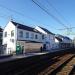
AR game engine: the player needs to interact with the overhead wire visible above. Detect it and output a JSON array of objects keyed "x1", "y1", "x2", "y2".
[
  {"x1": 32, "y1": 0, "x2": 75, "y2": 35},
  {"x1": 46, "y1": 0, "x2": 75, "y2": 31},
  {"x1": 0, "y1": 4, "x2": 45, "y2": 26},
  {"x1": 0, "y1": 3, "x2": 58, "y2": 30},
  {"x1": 32, "y1": 0, "x2": 68, "y2": 28},
  {"x1": 46, "y1": 0, "x2": 70, "y2": 26}
]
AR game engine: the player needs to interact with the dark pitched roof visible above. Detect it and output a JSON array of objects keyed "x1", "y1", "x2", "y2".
[
  {"x1": 11, "y1": 21, "x2": 40, "y2": 33},
  {"x1": 55, "y1": 34, "x2": 64, "y2": 39},
  {"x1": 39, "y1": 26, "x2": 54, "y2": 35},
  {"x1": 56, "y1": 34, "x2": 71, "y2": 40},
  {"x1": 55, "y1": 37, "x2": 62, "y2": 42},
  {"x1": 64, "y1": 36, "x2": 71, "y2": 40}
]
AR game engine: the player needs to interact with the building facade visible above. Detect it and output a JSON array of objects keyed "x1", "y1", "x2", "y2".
[
  {"x1": 0, "y1": 27, "x2": 3, "y2": 54},
  {"x1": 3, "y1": 21, "x2": 43, "y2": 54},
  {"x1": 3, "y1": 21, "x2": 72, "y2": 54},
  {"x1": 35, "y1": 26, "x2": 55, "y2": 51},
  {"x1": 55, "y1": 34, "x2": 72, "y2": 49},
  {"x1": 0, "y1": 27, "x2": 3, "y2": 45}
]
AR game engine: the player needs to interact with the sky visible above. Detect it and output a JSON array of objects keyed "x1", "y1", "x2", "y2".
[{"x1": 0, "y1": 0, "x2": 75, "y2": 39}]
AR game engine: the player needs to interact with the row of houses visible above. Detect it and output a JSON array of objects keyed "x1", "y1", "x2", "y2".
[{"x1": 2, "y1": 21, "x2": 73, "y2": 54}]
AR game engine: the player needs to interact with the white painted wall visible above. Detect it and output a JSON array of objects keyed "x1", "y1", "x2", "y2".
[
  {"x1": 3, "y1": 21, "x2": 16, "y2": 54},
  {"x1": 3, "y1": 22, "x2": 44, "y2": 54},
  {"x1": 3, "y1": 21, "x2": 65, "y2": 54},
  {"x1": 54, "y1": 38, "x2": 60, "y2": 49},
  {"x1": 17, "y1": 28, "x2": 43, "y2": 42},
  {"x1": 35, "y1": 26, "x2": 55, "y2": 50}
]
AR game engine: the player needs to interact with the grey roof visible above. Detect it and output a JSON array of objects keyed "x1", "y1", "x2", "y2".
[
  {"x1": 11, "y1": 21, "x2": 41, "y2": 33},
  {"x1": 64, "y1": 36, "x2": 71, "y2": 40},
  {"x1": 39, "y1": 26, "x2": 54, "y2": 35},
  {"x1": 55, "y1": 36, "x2": 62, "y2": 42},
  {"x1": 55, "y1": 34, "x2": 65, "y2": 39},
  {"x1": 55, "y1": 34, "x2": 71, "y2": 40}
]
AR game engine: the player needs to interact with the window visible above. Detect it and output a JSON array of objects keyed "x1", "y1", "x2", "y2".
[
  {"x1": 11, "y1": 30, "x2": 14, "y2": 37},
  {"x1": 42, "y1": 35, "x2": 44, "y2": 39},
  {"x1": 12, "y1": 39, "x2": 14, "y2": 43},
  {"x1": 26, "y1": 32, "x2": 29, "y2": 38},
  {"x1": 19, "y1": 31, "x2": 23, "y2": 37},
  {"x1": 4, "y1": 32, "x2": 7, "y2": 37},
  {"x1": 31, "y1": 33, "x2": 34, "y2": 39},
  {"x1": 35, "y1": 34, "x2": 38, "y2": 39},
  {"x1": 10, "y1": 39, "x2": 14, "y2": 43},
  {"x1": 0, "y1": 33, "x2": 2, "y2": 38}
]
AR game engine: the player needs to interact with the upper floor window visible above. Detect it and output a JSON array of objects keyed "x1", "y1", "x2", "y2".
[
  {"x1": 0, "y1": 33, "x2": 2, "y2": 38},
  {"x1": 19, "y1": 31, "x2": 23, "y2": 37},
  {"x1": 10, "y1": 39, "x2": 14, "y2": 43},
  {"x1": 4, "y1": 32, "x2": 7, "y2": 37},
  {"x1": 35, "y1": 34, "x2": 38, "y2": 39},
  {"x1": 42, "y1": 35, "x2": 44, "y2": 40},
  {"x1": 31, "y1": 33, "x2": 34, "y2": 39},
  {"x1": 26, "y1": 32, "x2": 29, "y2": 38},
  {"x1": 51, "y1": 35, "x2": 54, "y2": 40},
  {"x1": 11, "y1": 30, "x2": 14, "y2": 37}
]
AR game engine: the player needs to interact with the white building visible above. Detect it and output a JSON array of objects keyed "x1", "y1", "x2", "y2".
[
  {"x1": 55, "y1": 34, "x2": 72, "y2": 48},
  {"x1": 35, "y1": 26, "x2": 55, "y2": 51},
  {"x1": 4, "y1": 20, "x2": 72, "y2": 54},
  {"x1": 3, "y1": 21, "x2": 43, "y2": 54},
  {"x1": 55, "y1": 36, "x2": 62, "y2": 49},
  {"x1": 3, "y1": 21, "x2": 73, "y2": 54}
]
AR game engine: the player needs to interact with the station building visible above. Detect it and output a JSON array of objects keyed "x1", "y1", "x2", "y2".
[{"x1": 3, "y1": 21, "x2": 55, "y2": 54}]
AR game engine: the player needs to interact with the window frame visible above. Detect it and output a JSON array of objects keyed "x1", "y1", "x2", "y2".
[
  {"x1": 19, "y1": 31, "x2": 23, "y2": 38},
  {"x1": 35, "y1": 34, "x2": 38, "y2": 39},
  {"x1": 26, "y1": 32, "x2": 29, "y2": 38},
  {"x1": 31, "y1": 33, "x2": 34, "y2": 39},
  {"x1": 4, "y1": 32, "x2": 7, "y2": 37},
  {"x1": 11, "y1": 30, "x2": 14, "y2": 37},
  {"x1": 42, "y1": 35, "x2": 44, "y2": 40}
]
